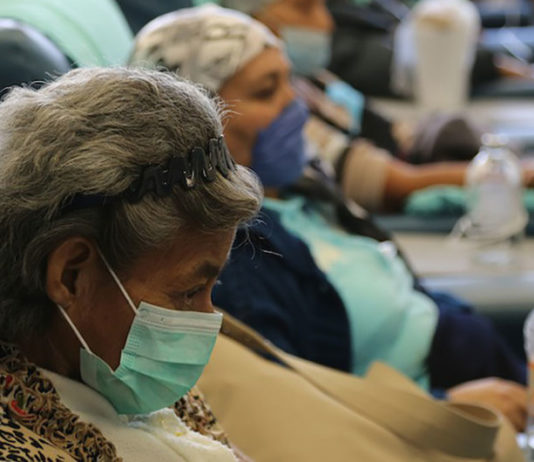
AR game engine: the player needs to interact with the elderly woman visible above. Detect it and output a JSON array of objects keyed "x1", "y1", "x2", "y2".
[
  {"x1": 0, "y1": 66, "x2": 261, "y2": 460},
  {"x1": 130, "y1": 5, "x2": 528, "y2": 431}
]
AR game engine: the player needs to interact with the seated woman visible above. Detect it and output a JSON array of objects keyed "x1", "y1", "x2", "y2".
[
  {"x1": 130, "y1": 5, "x2": 527, "y2": 431},
  {"x1": 212, "y1": 0, "x2": 534, "y2": 97},
  {"x1": 193, "y1": 0, "x2": 534, "y2": 212},
  {"x1": 0, "y1": 66, "x2": 261, "y2": 460}
]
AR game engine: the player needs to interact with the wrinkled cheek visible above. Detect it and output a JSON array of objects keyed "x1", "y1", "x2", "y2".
[
  {"x1": 224, "y1": 123, "x2": 255, "y2": 167},
  {"x1": 97, "y1": 309, "x2": 135, "y2": 371}
]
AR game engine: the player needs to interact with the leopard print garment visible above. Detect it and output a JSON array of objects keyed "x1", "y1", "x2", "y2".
[
  {"x1": 0, "y1": 342, "x2": 230, "y2": 461},
  {"x1": 173, "y1": 389, "x2": 230, "y2": 446},
  {"x1": 0, "y1": 411, "x2": 76, "y2": 461}
]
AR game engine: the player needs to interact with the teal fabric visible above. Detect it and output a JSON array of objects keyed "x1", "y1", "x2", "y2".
[
  {"x1": 325, "y1": 80, "x2": 365, "y2": 135},
  {"x1": 264, "y1": 196, "x2": 439, "y2": 387},
  {"x1": 405, "y1": 186, "x2": 534, "y2": 217},
  {"x1": 0, "y1": 0, "x2": 133, "y2": 66}
]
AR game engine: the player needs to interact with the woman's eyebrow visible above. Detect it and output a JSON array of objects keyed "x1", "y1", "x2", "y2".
[
  {"x1": 177, "y1": 261, "x2": 223, "y2": 283},
  {"x1": 163, "y1": 262, "x2": 223, "y2": 298},
  {"x1": 163, "y1": 262, "x2": 223, "y2": 294},
  {"x1": 192, "y1": 261, "x2": 223, "y2": 279}
]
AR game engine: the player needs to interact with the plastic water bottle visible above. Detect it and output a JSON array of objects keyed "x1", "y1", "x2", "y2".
[
  {"x1": 462, "y1": 133, "x2": 527, "y2": 265},
  {"x1": 524, "y1": 310, "x2": 534, "y2": 459}
]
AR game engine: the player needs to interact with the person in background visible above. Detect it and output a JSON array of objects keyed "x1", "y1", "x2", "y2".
[
  {"x1": 130, "y1": 5, "x2": 528, "y2": 431},
  {"x1": 199, "y1": 0, "x2": 520, "y2": 151},
  {"x1": 0, "y1": 0, "x2": 132, "y2": 67},
  {"x1": 0, "y1": 66, "x2": 260, "y2": 460},
  {"x1": 192, "y1": 0, "x2": 533, "y2": 212},
  {"x1": 212, "y1": 0, "x2": 534, "y2": 98},
  {"x1": 196, "y1": 0, "x2": 410, "y2": 155}
]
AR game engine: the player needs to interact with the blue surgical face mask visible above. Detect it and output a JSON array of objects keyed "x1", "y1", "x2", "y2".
[
  {"x1": 251, "y1": 99, "x2": 310, "y2": 188},
  {"x1": 281, "y1": 26, "x2": 332, "y2": 76},
  {"x1": 58, "y1": 251, "x2": 222, "y2": 415}
]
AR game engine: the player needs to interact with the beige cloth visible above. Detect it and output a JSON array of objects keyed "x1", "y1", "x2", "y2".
[
  {"x1": 298, "y1": 76, "x2": 390, "y2": 212},
  {"x1": 304, "y1": 114, "x2": 390, "y2": 212},
  {"x1": 341, "y1": 139, "x2": 391, "y2": 211},
  {"x1": 304, "y1": 115, "x2": 350, "y2": 166},
  {"x1": 198, "y1": 313, "x2": 524, "y2": 462}
]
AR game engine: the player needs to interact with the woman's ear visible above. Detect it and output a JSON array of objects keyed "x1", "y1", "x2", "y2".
[{"x1": 45, "y1": 237, "x2": 99, "y2": 309}]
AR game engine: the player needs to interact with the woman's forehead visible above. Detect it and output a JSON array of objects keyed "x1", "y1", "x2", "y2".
[
  {"x1": 222, "y1": 47, "x2": 289, "y2": 91},
  {"x1": 124, "y1": 228, "x2": 236, "y2": 283}
]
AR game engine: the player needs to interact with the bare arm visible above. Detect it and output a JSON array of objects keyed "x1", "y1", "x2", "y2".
[
  {"x1": 342, "y1": 140, "x2": 534, "y2": 212},
  {"x1": 383, "y1": 157, "x2": 534, "y2": 210},
  {"x1": 495, "y1": 54, "x2": 534, "y2": 79},
  {"x1": 383, "y1": 160, "x2": 467, "y2": 210}
]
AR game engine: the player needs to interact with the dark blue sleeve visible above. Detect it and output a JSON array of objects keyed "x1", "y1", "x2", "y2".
[
  {"x1": 214, "y1": 251, "x2": 301, "y2": 357},
  {"x1": 430, "y1": 388, "x2": 448, "y2": 400},
  {"x1": 213, "y1": 218, "x2": 353, "y2": 373},
  {"x1": 427, "y1": 291, "x2": 527, "y2": 389}
]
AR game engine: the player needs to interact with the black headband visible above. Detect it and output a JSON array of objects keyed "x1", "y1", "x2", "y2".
[
  {"x1": 124, "y1": 135, "x2": 236, "y2": 202},
  {"x1": 61, "y1": 135, "x2": 236, "y2": 214}
]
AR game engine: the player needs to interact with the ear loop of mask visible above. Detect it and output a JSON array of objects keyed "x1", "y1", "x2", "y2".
[
  {"x1": 56, "y1": 246, "x2": 138, "y2": 355},
  {"x1": 95, "y1": 247, "x2": 138, "y2": 315},
  {"x1": 57, "y1": 303, "x2": 94, "y2": 354}
]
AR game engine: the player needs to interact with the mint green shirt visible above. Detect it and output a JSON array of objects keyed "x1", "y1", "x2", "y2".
[
  {"x1": 264, "y1": 197, "x2": 438, "y2": 388},
  {"x1": 0, "y1": 0, "x2": 133, "y2": 66}
]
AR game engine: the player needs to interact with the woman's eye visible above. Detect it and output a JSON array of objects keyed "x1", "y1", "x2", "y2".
[
  {"x1": 184, "y1": 286, "x2": 204, "y2": 300},
  {"x1": 253, "y1": 87, "x2": 276, "y2": 100}
]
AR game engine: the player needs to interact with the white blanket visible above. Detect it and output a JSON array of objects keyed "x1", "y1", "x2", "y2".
[{"x1": 45, "y1": 369, "x2": 236, "y2": 462}]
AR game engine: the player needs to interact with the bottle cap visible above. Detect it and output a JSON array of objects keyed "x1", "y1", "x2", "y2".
[{"x1": 480, "y1": 133, "x2": 509, "y2": 149}]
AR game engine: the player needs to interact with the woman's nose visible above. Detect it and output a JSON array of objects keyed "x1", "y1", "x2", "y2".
[
  {"x1": 281, "y1": 80, "x2": 295, "y2": 107},
  {"x1": 196, "y1": 296, "x2": 215, "y2": 314}
]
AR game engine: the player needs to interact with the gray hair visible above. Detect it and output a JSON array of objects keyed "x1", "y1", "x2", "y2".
[{"x1": 0, "y1": 67, "x2": 262, "y2": 341}]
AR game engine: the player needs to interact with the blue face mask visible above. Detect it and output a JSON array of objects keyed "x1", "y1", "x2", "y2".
[
  {"x1": 281, "y1": 26, "x2": 332, "y2": 76},
  {"x1": 58, "y1": 251, "x2": 222, "y2": 415},
  {"x1": 251, "y1": 99, "x2": 310, "y2": 188}
]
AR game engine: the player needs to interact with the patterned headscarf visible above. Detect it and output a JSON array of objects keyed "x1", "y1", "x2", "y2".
[{"x1": 130, "y1": 4, "x2": 281, "y2": 92}]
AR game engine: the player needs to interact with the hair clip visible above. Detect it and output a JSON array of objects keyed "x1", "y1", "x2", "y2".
[
  {"x1": 123, "y1": 135, "x2": 236, "y2": 202},
  {"x1": 59, "y1": 136, "x2": 237, "y2": 215}
]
